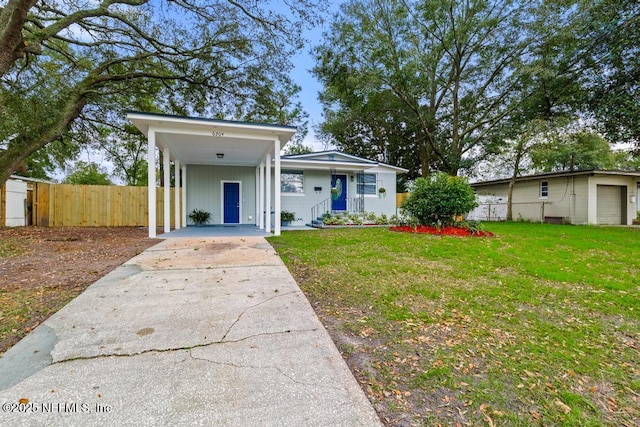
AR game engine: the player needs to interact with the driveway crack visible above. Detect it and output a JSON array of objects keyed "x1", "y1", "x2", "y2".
[
  {"x1": 50, "y1": 328, "x2": 318, "y2": 365},
  {"x1": 187, "y1": 350, "x2": 345, "y2": 393},
  {"x1": 220, "y1": 290, "x2": 301, "y2": 342}
]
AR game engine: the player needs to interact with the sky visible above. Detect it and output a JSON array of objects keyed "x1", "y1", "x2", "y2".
[{"x1": 286, "y1": 1, "x2": 340, "y2": 151}]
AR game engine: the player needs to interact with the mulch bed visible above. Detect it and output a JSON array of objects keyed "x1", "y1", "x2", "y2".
[{"x1": 389, "y1": 225, "x2": 494, "y2": 237}]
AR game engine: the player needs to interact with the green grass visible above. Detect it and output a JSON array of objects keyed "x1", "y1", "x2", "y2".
[
  {"x1": 268, "y1": 223, "x2": 640, "y2": 426},
  {"x1": 0, "y1": 237, "x2": 26, "y2": 258}
]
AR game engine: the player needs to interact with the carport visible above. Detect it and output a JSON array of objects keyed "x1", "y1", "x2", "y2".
[{"x1": 127, "y1": 112, "x2": 297, "y2": 238}]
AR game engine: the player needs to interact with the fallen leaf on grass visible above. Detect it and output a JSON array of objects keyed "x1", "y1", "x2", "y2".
[
  {"x1": 555, "y1": 399, "x2": 571, "y2": 414},
  {"x1": 482, "y1": 412, "x2": 495, "y2": 427},
  {"x1": 529, "y1": 409, "x2": 542, "y2": 420}
]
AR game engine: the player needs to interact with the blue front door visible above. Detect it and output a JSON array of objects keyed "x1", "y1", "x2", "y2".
[
  {"x1": 223, "y1": 182, "x2": 240, "y2": 223},
  {"x1": 331, "y1": 174, "x2": 347, "y2": 211}
]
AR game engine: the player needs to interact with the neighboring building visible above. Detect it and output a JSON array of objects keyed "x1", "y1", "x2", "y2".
[
  {"x1": 470, "y1": 170, "x2": 640, "y2": 225},
  {"x1": 1, "y1": 175, "x2": 52, "y2": 227},
  {"x1": 1, "y1": 177, "x2": 27, "y2": 227},
  {"x1": 128, "y1": 112, "x2": 407, "y2": 237}
]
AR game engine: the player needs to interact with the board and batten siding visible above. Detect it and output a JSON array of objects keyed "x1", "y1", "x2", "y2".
[{"x1": 186, "y1": 165, "x2": 256, "y2": 225}]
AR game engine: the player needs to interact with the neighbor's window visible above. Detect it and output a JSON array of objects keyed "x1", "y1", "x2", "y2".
[
  {"x1": 281, "y1": 170, "x2": 304, "y2": 194},
  {"x1": 357, "y1": 173, "x2": 377, "y2": 195},
  {"x1": 540, "y1": 181, "x2": 549, "y2": 198}
]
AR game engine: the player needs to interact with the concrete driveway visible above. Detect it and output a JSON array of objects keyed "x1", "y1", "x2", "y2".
[{"x1": 0, "y1": 236, "x2": 381, "y2": 426}]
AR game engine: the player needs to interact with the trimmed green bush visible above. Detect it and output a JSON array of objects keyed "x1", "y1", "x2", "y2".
[
  {"x1": 188, "y1": 209, "x2": 211, "y2": 225},
  {"x1": 401, "y1": 173, "x2": 478, "y2": 226}
]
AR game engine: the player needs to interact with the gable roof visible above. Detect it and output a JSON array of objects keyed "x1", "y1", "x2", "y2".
[
  {"x1": 281, "y1": 150, "x2": 408, "y2": 173},
  {"x1": 472, "y1": 169, "x2": 640, "y2": 187}
]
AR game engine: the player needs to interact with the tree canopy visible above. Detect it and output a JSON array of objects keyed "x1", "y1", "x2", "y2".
[
  {"x1": 314, "y1": 0, "x2": 640, "y2": 178},
  {"x1": 0, "y1": 0, "x2": 324, "y2": 185},
  {"x1": 314, "y1": 0, "x2": 532, "y2": 177},
  {"x1": 63, "y1": 161, "x2": 112, "y2": 185}
]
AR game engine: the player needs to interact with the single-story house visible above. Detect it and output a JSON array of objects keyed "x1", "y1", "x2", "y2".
[
  {"x1": 127, "y1": 112, "x2": 408, "y2": 237},
  {"x1": 470, "y1": 170, "x2": 640, "y2": 225}
]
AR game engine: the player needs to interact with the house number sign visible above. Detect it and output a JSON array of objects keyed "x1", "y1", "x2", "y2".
[{"x1": 212, "y1": 131, "x2": 224, "y2": 137}]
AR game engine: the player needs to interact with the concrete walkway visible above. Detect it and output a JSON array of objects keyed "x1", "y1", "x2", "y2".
[{"x1": 0, "y1": 237, "x2": 381, "y2": 426}]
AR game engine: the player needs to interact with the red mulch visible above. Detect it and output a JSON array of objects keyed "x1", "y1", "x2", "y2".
[{"x1": 389, "y1": 225, "x2": 494, "y2": 237}]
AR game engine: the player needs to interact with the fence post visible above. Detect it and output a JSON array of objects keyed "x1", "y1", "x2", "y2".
[{"x1": 0, "y1": 182, "x2": 5, "y2": 227}]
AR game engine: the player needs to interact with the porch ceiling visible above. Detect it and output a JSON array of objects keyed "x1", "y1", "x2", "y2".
[
  {"x1": 156, "y1": 133, "x2": 271, "y2": 166},
  {"x1": 128, "y1": 111, "x2": 297, "y2": 167}
]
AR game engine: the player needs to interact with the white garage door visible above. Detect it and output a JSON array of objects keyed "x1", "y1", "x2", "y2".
[{"x1": 597, "y1": 185, "x2": 622, "y2": 225}]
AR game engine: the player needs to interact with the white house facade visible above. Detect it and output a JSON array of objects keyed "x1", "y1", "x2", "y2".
[{"x1": 128, "y1": 112, "x2": 407, "y2": 237}]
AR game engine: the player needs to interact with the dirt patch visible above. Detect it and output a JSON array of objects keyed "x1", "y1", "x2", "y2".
[{"x1": 0, "y1": 226, "x2": 160, "y2": 355}]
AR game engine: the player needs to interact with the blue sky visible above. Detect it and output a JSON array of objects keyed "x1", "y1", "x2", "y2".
[{"x1": 287, "y1": 1, "x2": 340, "y2": 150}]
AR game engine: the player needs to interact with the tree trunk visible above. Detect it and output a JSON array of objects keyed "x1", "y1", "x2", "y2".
[
  {"x1": 506, "y1": 178, "x2": 515, "y2": 221},
  {"x1": 0, "y1": 0, "x2": 37, "y2": 78},
  {"x1": 507, "y1": 142, "x2": 525, "y2": 221}
]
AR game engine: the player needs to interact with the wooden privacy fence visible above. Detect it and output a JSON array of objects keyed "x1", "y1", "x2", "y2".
[
  {"x1": 396, "y1": 192, "x2": 409, "y2": 208},
  {"x1": 32, "y1": 183, "x2": 177, "y2": 227}
]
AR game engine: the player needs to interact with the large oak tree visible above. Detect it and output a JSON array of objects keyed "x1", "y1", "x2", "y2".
[
  {"x1": 314, "y1": 0, "x2": 532, "y2": 177},
  {"x1": 0, "y1": 0, "x2": 323, "y2": 185}
]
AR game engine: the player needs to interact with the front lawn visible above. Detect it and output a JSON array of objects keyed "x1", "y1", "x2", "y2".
[{"x1": 268, "y1": 223, "x2": 639, "y2": 426}]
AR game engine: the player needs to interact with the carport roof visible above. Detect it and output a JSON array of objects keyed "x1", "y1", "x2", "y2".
[
  {"x1": 471, "y1": 169, "x2": 640, "y2": 187},
  {"x1": 127, "y1": 111, "x2": 297, "y2": 167}
]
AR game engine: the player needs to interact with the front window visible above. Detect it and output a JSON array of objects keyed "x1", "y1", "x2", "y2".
[
  {"x1": 357, "y1": 173, "x2": 377, "y2": 195},
  {"x1": 281, "y1": 170, "x2": 304, "y2": 194},
  {"x1": 540, "y1": 181, "x2": 549, "y2": 198}
]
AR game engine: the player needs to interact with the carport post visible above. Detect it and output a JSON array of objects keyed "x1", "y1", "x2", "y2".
[
  {"x1": 181, "y1": 165, "x2": 187, "y2": 227},
  {"x1": 265, "y1": 152, "x2": 271, "y2": 233},
  {"x1": 274, "y1": 138, "x2": 281, "y2": 236},
  {"x1": 147, "y1": 128, "x2": 156, "y2": 238},
  {"x1": 174, "y1": 159, "x2": 181, "y2": 230},
  {"x1": 259, "y1": 161, "x2": 265, "y2": 229},
  {"x1": 255, "y1": 167, "x2": 259, "y2": 227},
  {"x1": 163, "y1": 147, "x2": 170, "y2": 233}
]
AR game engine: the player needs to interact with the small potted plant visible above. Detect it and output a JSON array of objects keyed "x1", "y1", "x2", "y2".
[
  {"x1": 331, "y1": 187, "x2": 339, "y2": 200},
  {"x1": 281, "y1": 210, "x2": 295, "y2": 226},
  {"x1": 188, "y1": 209, "x2": 211, "y2": 226},
  {"x1": 378, "y1": 187, "x2": 387, "y2": 198}
]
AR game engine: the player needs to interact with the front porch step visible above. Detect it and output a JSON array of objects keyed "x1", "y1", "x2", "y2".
[{"x1": 311, "y1": 219, "x2": 324, "y2": 227}]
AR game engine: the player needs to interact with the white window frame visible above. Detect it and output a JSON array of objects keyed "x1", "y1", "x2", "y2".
[
  {"x1": 357, "y1": 173, "x2": 377, "y2": 197},
  {"x1": 281, "y1": 169, "x2": 305, "y2": 196},
  {"x1": 540, "y1": 181, "x2": 549, "y2": 199}
]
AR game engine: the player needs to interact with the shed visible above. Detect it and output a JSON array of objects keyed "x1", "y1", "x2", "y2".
[{"x1": 470, "y1": 170, "x2": 640, "y2": 225}]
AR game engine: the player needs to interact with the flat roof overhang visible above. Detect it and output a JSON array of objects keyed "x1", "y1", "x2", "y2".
[
  {"x1": 127, "y1": 111, "x2": 297, "y2": 166},
  {"x1": 471, "y1": 169, "x2": 640, "y2": 187}
]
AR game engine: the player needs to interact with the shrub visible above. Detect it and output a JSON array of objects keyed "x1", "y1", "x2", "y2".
[
  {"x1": 188, "y1": 209, "x2": 211, "y2": 225},
  {"x1": 458, "y1": 220, "x2": 485, "y2": 235},
  {"x1": 366, "y1": 212, "x2": 378, "y2": 221},
  {"x1": 281, "y1": 210, "x2": 295, "y2": 223},
  {"x1": 401, "y1": 173, "x2": 478, "y2": 226},
  {"x1": 376, "y1": 214, "x2": 389, "y2": 225}
]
